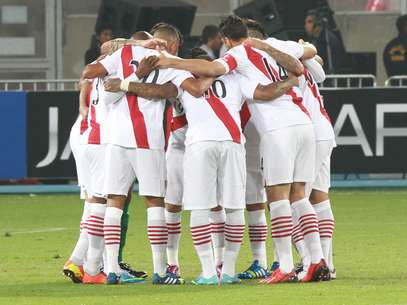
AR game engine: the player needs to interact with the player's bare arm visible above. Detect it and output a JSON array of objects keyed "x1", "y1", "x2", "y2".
[
  {"x1": 156, "y1": 51, "x2": 226, "y2": 77},
  {"x1": 298, "y1": 39, "x2": 318, "y2": 59},
  {"x1": 78, "y1": 78, "x2": 91, "y2": 119},
  {"x1": 180, "y1": 77, "x2": 215, "y2": 98},
  {"x1": 245, "y1": 38, "x2": 304, "y2": 76},
  {"x1": 253, "y1": 74, "x2": 299, "y2": 102},
  {"x1": 105, "y1": 79, "x2": 178, "y2": 100}
]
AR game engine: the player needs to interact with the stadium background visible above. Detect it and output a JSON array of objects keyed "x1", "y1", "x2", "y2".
[{"x1": 0, "y1": 1, "x2": 406, "y2": 305}]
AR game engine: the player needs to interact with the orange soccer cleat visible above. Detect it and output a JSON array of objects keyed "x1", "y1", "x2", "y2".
[
  {"x1": 259, "y1": 268, "x2": 297, "y2": 284},
  {"x1": 82, "y1": 272, "x2": 107, "y2": 284}
]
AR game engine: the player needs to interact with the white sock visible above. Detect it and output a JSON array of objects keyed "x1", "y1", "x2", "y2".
[
  {"x1": 190, "y1": 210, "x2": 216, "y2": 278},
  {"x1": 209, "y1": 209, "x2": 226, "y2": 266},
  {"x1": 104, "y1": 207, "x2": 122, "y2": 275},
  {"x1": 85, "y1": 203, "x2": 106, "y2": 275},
  {"x1": 223, "y1": 209, "x2": 245, "y2": 277},
  {"x1": 147, "y1": 207, "x2": 168, "y2": 276},
  {"x1": 291, "y1": 206, "x2": 311, "y2": 269},
  {"x1": 247, "y1": 209, "x2": 267, "y2": 269},
  {"x1": 165, "y1": 210, "x2": 182, "y2": 267},
  {"x1": 313, "y1": 200, "x2": 335, "y2": 269},
  {"x1": 70, "y1": 201, "x2": 91, "y2": 266},
  {"x1": 269, "y1": 200, "x2": 294, "y2": 273},
  {"x1": 292, "y1": 198, "x2": 324, "y2": 264}
]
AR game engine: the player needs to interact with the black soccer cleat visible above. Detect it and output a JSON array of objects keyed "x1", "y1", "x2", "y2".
[{"x1": 119, "y1": 262, "x2": 148, "y2": 279}]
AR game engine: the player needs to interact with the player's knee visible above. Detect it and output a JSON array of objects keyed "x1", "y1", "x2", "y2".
[
  {"x1": 310, "y1": 189, "x2": 329, "y2": 204},
  {"x1": 107, "y1": 194, "x2": 127, "y2": 209},
  {"x1": 266, "y1": 184, "x2": 290, "y2": 202},
  {"x1": 145, "y1": 196, "x2": 164, "y2": 208},
  {"x1": 166, "y1": 202, "x2": 182, "y2": 213},
  {"x1": 289, "y1": 182, "x2": 306, "y2": 202},
  {"x1": 210, "y1": 205, "x2": 223, "y2": 212},
  {"x1": 246, "y1": 202, "x2": 266, "y2": 211}
]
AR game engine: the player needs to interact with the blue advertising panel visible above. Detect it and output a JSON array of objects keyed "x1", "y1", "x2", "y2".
[{"x1": 0, "y1": 92, "x2": 27, "y2": 179}]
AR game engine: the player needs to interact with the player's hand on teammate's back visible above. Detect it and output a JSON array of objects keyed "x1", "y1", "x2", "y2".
[
  {"x1": 287, "y1": 72, "x2": 300, "y2": 87},
  {"x1": 136, "y1": 56, "x2": 159, "y2": 79},
  {"x1": 155, "y1": 51, "x2": 178, "y2": 69},
  {"x1": 104, "y1": 78, "x2": 122, "y2": 92}
]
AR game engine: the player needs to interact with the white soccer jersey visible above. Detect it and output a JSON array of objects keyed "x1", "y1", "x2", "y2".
[
  {"x1": 100, "y1": 45, "x2": 192, "y2": 149},
  {"x1": 180, "y1": 72, "x2": 257, "y2": 146},
  {"x1": 168, "y1": 98, "x2": 188, "y2": 146},
  {"x1": 216, "y1": 38, "x2": 312, "y2": 133},
  {"x1": 299, "y1": 67, "x2": 335, "y2": 142},
  {"x1": 80, "y1": 78, "x2": 111, "y2": 145}
]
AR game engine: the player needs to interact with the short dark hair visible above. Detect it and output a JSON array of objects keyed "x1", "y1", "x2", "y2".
[
  {"x1": 396, "y1": 14, "x2": 407, "y2": 33},
  {"x1": 201, "y1": 25, "x2": 220, "y2": 44},
  {"x1": 243, "y1": 18, "x2": 267, "y2": 39},
  {"x1": 96, "y1": 26, "x2": 112, "y2": 36},
  {"x1": 219, "y1": 15, "x2": 248, "y2": 41},
  {"x1": 190, "y1": 47, "x2": 208, "y2": 59},
  {"x1": 150, "y1": 22, "x2": 183, "y2": 46}
]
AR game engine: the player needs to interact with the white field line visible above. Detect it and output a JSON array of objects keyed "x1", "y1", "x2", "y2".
[{"x1": 5, "y1": 227, "x2": 67, "y2": 234}]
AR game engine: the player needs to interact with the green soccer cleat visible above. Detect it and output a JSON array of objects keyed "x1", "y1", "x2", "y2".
[
  {"x1": 191, "y1": 275, "x2": 219, "y2": 285},
  {"x1": 152, "y1": 273, "x2": 185, "y2": 285},
  {"x1": 221, "y1": 274, "x2": 241, "y2": 284}
]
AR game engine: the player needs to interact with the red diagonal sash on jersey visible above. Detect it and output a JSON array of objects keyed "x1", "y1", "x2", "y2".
[
  {"x1": 205, "y1": 88, "x2": 241, "y2": 144},
  {"x1": 80, "y1": 81, "x2": 92, "y2": 134},
  {"x1": 244, "y1": 44, "x2": 310, "y2": 117},
  {"x1": 304, "y1": 67, "x2": 332, "y2": 124},
  {"x1": 89, "y1": 104, "x2": 101, "y2": 144},
  {"x1": 121, "y1": 45, "x2": 149, "y2": 148},
  {"x1": 240, "y1": 101, "x2": 251, "y2": 131}
]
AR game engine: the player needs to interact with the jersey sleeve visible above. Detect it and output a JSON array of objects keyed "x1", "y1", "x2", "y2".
[
  {"x1": 266, "y1": 38, "x2": 304, "y2": 59},
  {"x1": 99, "y1": 48, "x2": 122, "y2": 76},
  {"x1": 303, "y1": 58, "x2": 326, "y2": 83},
  {"x1": 169, "y1": 69, "x2": 194, "y2": 88},
  {"x1": 237, "y1": 75, "x2": 258, "y2": 100},
  {"x1": 215, "y1": 45, "x2": 246, "y2": 73}
]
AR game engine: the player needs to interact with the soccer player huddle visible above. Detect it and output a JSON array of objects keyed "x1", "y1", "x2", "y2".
[{"x1": 64, "y1": 15, "x2": 336, "y2": 286}]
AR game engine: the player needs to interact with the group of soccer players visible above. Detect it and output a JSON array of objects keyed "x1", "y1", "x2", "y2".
[{"x1": 63, "y1": 15, "x2": 336, "y2": 285}]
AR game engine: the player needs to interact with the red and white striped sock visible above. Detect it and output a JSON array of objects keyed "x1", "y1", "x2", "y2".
[
  {"x1": 269, "y1": 200, "x2": 294, "y2": 274},
  {"x1": 292, "y1": 198, "x2": 324, "y2": 264},
  {"x1": 70, "y1": 201, "x2": 91, "y2": 266},
  {"x1": 104, "y1": 206, "x2": 122, "y2": 275},
  {"x1": 313, "y1": 200, "x2": 335, "y2": 269},
  {"x1": 85, "y1": 203, "x2": 106, "y2": 275},
  {"x1": 223, "y1": 209, "x2": 245, "y2": 277},
  {"x1": 190, "y1": 210, "x2": 216, "y2": 278},
  {"x1": 165, "y1": 210, "x2": 182, "y2": 267},
  {"x1": 209, "y1": 209, "x2": 226, "y2": 266},
  {"x1": 247, "y1": 209, "x2": 268, "y2": 269},
  {"x1": 148, "y1": 207, "x2": 168, "y2": 276},
  {"x1": 291, "y1": 206, "x2": 311, "y2": 269}
]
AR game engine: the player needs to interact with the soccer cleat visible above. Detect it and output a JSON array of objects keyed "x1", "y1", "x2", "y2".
[
  {"x1": 106, "y1": 271, "x2": 145, "y2": 285},
  {"x1": 221, "y1": 274, "x2": 241, "y2": 284},
  {"x1": 270, "y1": 261, "x2": 280, "y2": 272},
  {"x1": 119, "y1": 262, "x2": 148, "y2": 279},
  {"x1": 152, "y1": 273, "x2": 185, "y2": 285},
  {"x1": 300, "y1": 259, "x2": 330, "y2": 283},
  {"x1": 330, "y1": 268, "x2": 336, "y2": 280},
  {"x1": 191, "y1": 275, "x2": 219, "y2": 285},
  {"x1": 238, "y1": 260, "x2": 270, "y2": 279},
  {"x1": 166, "y1": 264, "x2": 180, "y2": 277},
  {"x1": 82, "y1": 272, "x2": 106, "y2": 284},
  {"x1": 294, "y1": 262, "x2": 304, "y2": 274},
  {"x1": 260, "y1": 268, "x2": 298, "y2": 284},
  {"x1": 62, "y1": 260, "x2": 84, "y2": 284}
]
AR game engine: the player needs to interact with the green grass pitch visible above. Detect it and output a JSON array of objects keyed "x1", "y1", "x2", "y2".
[{"x1": 0, "y1": 190, "x2": 406, "y2": 305}]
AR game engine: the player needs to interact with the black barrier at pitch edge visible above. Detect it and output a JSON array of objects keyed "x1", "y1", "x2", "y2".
[{"x1": 24, "y1": 88, "x2": 407, "y2": 178}]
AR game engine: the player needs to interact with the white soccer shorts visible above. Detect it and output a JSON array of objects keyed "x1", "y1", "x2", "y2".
[
  {"x1": 260, "y1": 124, "x2": 316, "y2": 186},
  {"x1": 83, "y1": 144, "x2": 107, "y2": 198},
  {"x1": 306, "y1": 140, "x2": 335, "y2": 195},
  {"x1": 183, "y1": 141, "x2": 246, "y2": 210},
  {"x1": 164, "y1": 144, "x2": 185, "y2": 206},
  {"x1": 103, "y1": 144, "x2": 165, "y2": 197},
  {"x1": 245, "y1": 145, "x2": 267, "y2": 205}
]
